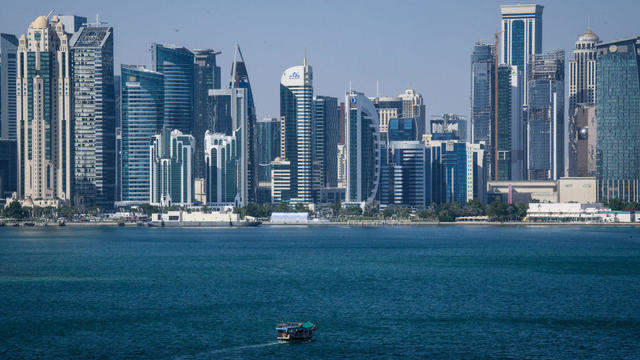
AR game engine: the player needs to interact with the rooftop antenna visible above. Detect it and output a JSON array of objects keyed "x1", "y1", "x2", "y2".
[
  {"x1": 376, "y1": 80, "x2": 380, "y2": 98},
  {"x1": 587, "y1": 15, "x2": 591, "y2": 30},
  {"x1": 46, "y1": 9, "x2": 55, "y2": 19},
  {"x1": 96, "y1": 13, "x2": 100, "y2": 25},
  {"x1": 304, "y1": 48, "x2": 307, "y2": 67},
  {"x1": 349, "y1": 80, "x2": 352, "y2": 92}
]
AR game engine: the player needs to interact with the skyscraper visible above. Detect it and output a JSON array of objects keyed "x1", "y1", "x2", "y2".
[
  {"x1": 120, "y1": 65, "x2": 164, "y2": 203},
  {"x1": 495, "y1": 65, "x2": 525, "y2": 181},
  {"x1": 0, "y1": 33, "x2": 18, "y2": 141},
  {"x1": 388, "y1": 141, "x2": 428, "y2": 207},
  {"x1": 193, "y1": 49, "x2": 221, "y2": 180},
  {"x1": 70, "y1": 24, "x2": 115, "y2": 207},
  {"x1": 151, "y1": 43, "x2": 194, "y2": 134},
  {"x1": 257, "y1": 117, "x2": 281, "y2": 183},
  {"x1": 313, "y1": 96, "x2": 339, "y2": 189},
  {"x1": 16, "y1": 16, "x2": 72, "y2": 200},
  {"x1": 436, "y1": 140, "x2": 486, "y2": 205},
  {"x1": 388, "y1": 118, "x2": 418, "y2": 142},
  {"x1": 280, "y1": 58, "x2": 313, "y2": 203},
  {"x1": 500, "y1": 4, "x2": 543, "y2": 106},
  {"x1": 430, "y1": 114, "x2": 467, "y2": 141},
  {"x1": 371, "y1": 96, "x2": 403, "y2": 137},
  {"x1": 568, "y1": 29, "x2": 600, "y2": 176},
  {"x1": 230, "y1": 45, "x2": 257, "y2": 203},
  {"x1": 471, "y1": 41, "x2": 495, "y2": 175},
  {"x1": 398, "y1": 89, "x2": 426, "y2": 137},
  {"x1": 150, "y1": 128, "x2": 194, "y2": 206},
  {"x1": 204, "y1": 130, "x2": 240, "y2": 206},
  {"x1": 572, "y1": 104, "x2": 596, "y2": 177},
  {"x1": 345, "y1": 91, "x2": 381, "y2": 204},
  {"x1": 527, "y1": 50, "x2": 564, "y2": 181},
  {"x1": 58, "y1": 15, "x2": 87, "y2": 33},
  {"x1": 596, "y1": 37, "x2": 640, "y2": 202},
  {"x1": 207, "y1": 87, "x2": 249, "y2": 206}
]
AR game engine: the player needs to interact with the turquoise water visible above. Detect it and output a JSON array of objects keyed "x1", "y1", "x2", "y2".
[{"x1": 1, "y1": 225, "x2": 640, "y2": 359}]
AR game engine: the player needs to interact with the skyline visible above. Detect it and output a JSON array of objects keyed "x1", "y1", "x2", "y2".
[{"x1": 1, "y1": 0, "x2": 639, "y2": 122}]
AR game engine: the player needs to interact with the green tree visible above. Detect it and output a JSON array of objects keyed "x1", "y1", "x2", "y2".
[{"x1": 2, "y1": 201, "x2": 28, "y2": 220}]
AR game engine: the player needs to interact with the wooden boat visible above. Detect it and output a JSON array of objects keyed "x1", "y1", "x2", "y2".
[{"x1": 276, "y1": 322, "x2": 317, "y2": 342}]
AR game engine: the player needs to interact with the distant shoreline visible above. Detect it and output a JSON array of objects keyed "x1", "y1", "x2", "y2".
[{"x1": 2, "y1": 221, "x2": 640, "y2": 228}]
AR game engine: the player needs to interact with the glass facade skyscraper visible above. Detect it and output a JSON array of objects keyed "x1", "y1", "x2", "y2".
[
  {"x1": 388, "y1": 141, "x2": 428, "y2": 207},
  {"x1": 70, "y1": 24, "x2": 116, "y2": 207},
  {"x1": 527, "y1": 50, "x2": 564, "y2": 181},
  {"x1": 120, "y1": 65, "x2": 164, "y2": 203},
  {"x1": 280, "y1": 59, "x2": 313, "y2": 203},
  {"x1": 204, "y1": 130, "x2": 240, "y2": 205},
  {"x1": 257, "y1": 117, "x2": 281, "y2": 184},
  {"x1": 193, "y1": 49, "x2": 221, "y2": 180},
  {"x1": 596, "y1": 37, "x2": 640, "y2": 202},
  {"x1": 150, "y1": 128, "x2": 194, "y2": 206},
  {"x1": 151, "y1": 44, "x2": 194, "y2": 135},
  {"x1": 313, "y1": 96, "x2": 339, "y2": 189},
  {"x1": 345, "y1": 91, "x2": 380, "y2": 204},
  {"x1": 388, "y1": 118, "x2": 417, "y2": 142},
  {"x1": 0, "y1": 33, "x2": 18, "y2": 141},
  {"x1": 470, "y1": 41, "x2": 494, "y2": 178}
]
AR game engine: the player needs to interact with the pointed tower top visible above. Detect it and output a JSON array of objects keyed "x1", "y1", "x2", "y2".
[{"x1": 304, "y1": 48, "x2": 307, "y2": 67}]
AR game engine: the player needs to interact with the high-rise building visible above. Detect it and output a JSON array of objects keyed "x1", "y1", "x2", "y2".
[
  {"x1": 339, "y1": 101, "x2": 345, "y2": 145},
  {"x1": 345, "y1": 91, "x2": 381, "y2": 204},
  {"x1": 229, "y1": 45, "x2": 257, "y2": 204},
  {"x1": 388, "y1": 118, "x2": 418, "y2": 142},
  {"x1": 337, "y1": 144, "x2": 346, "y2": 188},
  {"x1": 500, "y1": 4, "x2": 543, "y2": 106},
  {"x1": 16, "y1": 16, "x2": 73, "y2": 201},
  {"x1": 596, "y1": 37, "x2": 640, "y2": 202},
  {"x1": 313, "y1": 96, "x2": 339, "y2": 189},
  {"x1": 70, "y1": 24, "x2": 115, "y2": 207},
  {"x1": 398, "y1": 89, "x2": 426, "y2": 137},
  {"x1": 0, "y1": 33, "x2": 18, "y2": 141},
  {"x1": 430, "y1": 113, "x2": 467, "y2": 141},
  {"x1": 471, "y1": 41, "x2": 495, "y2": 177},
  {"x1": 572, "y1": 104, "x2": 596, "y2": 177},
  {"x1": 371, "y1": 96, "x2": 403, "y2": 135},
  {"x1": 280, "y1": 58, "x2": 313, "y2": 203},
  {"x1": 0, "y1": 140, "x2": 17, "y2": 198},
  {"x1": 527, "y1": 50, "x2": 564, "y2": 181},
  {"x1": 58, "y1": 15, "x2": 87, "y2": 33},
  {"x1": 435, "y1": 140, "x2": 486, "y2": 205},
  {"x1": 204, "y1": 131, "x2": 240, "y2": 206},
  {"x1": 207, "y1": 87, "x2": 249, "y2": 206},
  {"x1": 193, "y1": 49, "x2": 221, "y2": 179},
  {"x1": 120, "y1": 65, "x2": 164, "y2": 203},
  {"x1": 495, "y1": 65, "x2": 525, "y2": 181},
  {"x1": 114, "y1": 75, "x2": 121, "y2": 201},
  {"x1": 388, "y1": 141, "x2": 428, "y2": 207},
  {"x1": 271, "y1": 158, "x2": 291, "y2": 204},
  {"x1": 150, "y1": 128, "x2": 194, "y2": 206},
  {"x1": 151, "y1": 43, "x2": 194, "y2": 134},
  {"x1": 257, "y1": 117, "x2": 281, "y2": 183},
  {"x1": 568, "y1": 29, "x2": 600, "y2": 176}
]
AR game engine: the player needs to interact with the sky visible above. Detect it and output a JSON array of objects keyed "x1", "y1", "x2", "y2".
[{"x1": 1, "y1": 0, "x2": 639, "y2": 121}]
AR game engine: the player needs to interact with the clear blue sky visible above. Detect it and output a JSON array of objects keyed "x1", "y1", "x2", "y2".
[{"x1": 2, "y1": 0, "x2": 638, "y2": 120}]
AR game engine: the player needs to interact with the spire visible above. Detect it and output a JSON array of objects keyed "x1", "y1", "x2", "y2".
[{"x1": 304, "y1": 48, "x2": 307, "y2": 67}]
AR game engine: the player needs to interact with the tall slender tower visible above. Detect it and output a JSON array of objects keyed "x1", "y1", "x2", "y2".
[
  {"x1": 500, "y1": 4, "x2": 543, "y2": 107},
  {"x1": 16, "y1": 15, "x2": 72, "y2": 200},
  {"x1": 568, "y1": 29, "x2": 600, "y2": 176},
  {"x1": 0, "y1": 33, "x2": 18, "y2": 140},
  {"x1": 280, "y1": 56, "x2": 313, "y2": 203},
  {"x1": 193, "y1": 49, "x2": 221, "y2": 180},
  {"x1": 70, "y1": 23, "x2": 115, "y2": 207}
]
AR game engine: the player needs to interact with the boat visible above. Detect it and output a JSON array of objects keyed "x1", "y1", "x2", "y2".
[
  {"x1": 117, "y1": 221, "x2": 126, "y2": 227},
  {"x1": 276, "y1": 322, "x2": 317, "y2": 342},
  {"x1": 58, "y1": 220, "x2": 66, "y2": 226},
  {"x1": 23, "y1": 222, "x2": 35, "y2": 227}
]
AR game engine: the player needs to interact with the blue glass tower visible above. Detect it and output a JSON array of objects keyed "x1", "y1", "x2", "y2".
[
  {"x1": 388, "y1": 118, "x2": 417, "y2": 142},
  {"x1": 596, "y1": 38, "x2": 640, "y2": 202},
  {"x1": 151, "y1": 44, "x2": 194, "y2": 135},
  {"x1": 120, "y1": 65, "x2": 164, "y2": 203}
]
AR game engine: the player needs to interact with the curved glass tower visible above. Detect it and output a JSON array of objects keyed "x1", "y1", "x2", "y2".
[{"x1": 345, "y1": 91, "x2": 381, "y2": 204}]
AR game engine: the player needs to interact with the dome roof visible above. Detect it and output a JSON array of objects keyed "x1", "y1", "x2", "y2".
[
  {"x1": 578, "y1": 28, "x2": 599, "y2": 42},
  {"x1": 30, "y1": 16, "x2": 49, "y2": 28}
]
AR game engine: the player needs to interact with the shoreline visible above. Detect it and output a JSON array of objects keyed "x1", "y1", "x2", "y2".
[{"x1": 2, "y1": 220, "x2": 640, "y2": 228}]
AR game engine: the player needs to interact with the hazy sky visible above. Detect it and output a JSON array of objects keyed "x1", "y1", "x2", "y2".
[{"x1": 1, "y1": 0, "x2": 638, "y2": 121}]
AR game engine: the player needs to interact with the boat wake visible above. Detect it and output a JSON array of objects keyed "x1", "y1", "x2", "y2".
[{"x1": 174, "y1": 342, "x2": 280, "y2": 359}]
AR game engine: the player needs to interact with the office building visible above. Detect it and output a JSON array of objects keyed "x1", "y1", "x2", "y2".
[
  {"x1": 371, "y1": 96, "x2": 403, "y2": 136},
  {"x1": 257, "y1": 117, "x2": 281, "y2": 183},
  {"x1": 339, "y1": 101, "x2": 345, "y2": 145},
  {"x1": 500, "y1": 4, "x2": 543, "y2": 106},
  {"x1": 280, "y1": 57, "x2": 313, "y2": 203},
  {"x1": 16, "y1": 16, "x2": 72, "y2": 201},
  {"x1": 436, "y1": 140, "x2": 486, "y2": 205},
  {"x1": 495, "y1": 65, "x2": 525, "y2": 181},
  {"x1": 388, "y1": 141, "x2": 428, "y2": 207},
  {"x1": 58, "y1": 15, "x2": 87, "y2": 33},
  {"x1": 470, "y1": 41, "x2": 495, "y2": 179},
  {"x1": 120, "y1": 65, "x2": 164, "y2": 203},
  {"x1": 193, "y1": 49, "x2": 221, "y2": 179},
  {"x1": 430, "y1": 113, "x2": 467, "y2": 141},
  {"x1": 337, "y1": 144, "x2": 346, "y2": 188},
  {"x1": 207, "y1": 87, "x2": 249, "y2": 206},
  {"x1": 388, "y1": 118, "x2": 418, "y2": 142},
  {"x1": 0, "y1": 34, "x2": 18, "y2": 140},
  {"x1": 229, "y1": 45, "x2": 257, "y2": 203},
  {"x1": 398, "y1": 89, "x2": 426, "y2": 137},
  {"x1": 313, "y1": 96, "x2": 339, "y2": 189},
  {"x1": 271, "y1": 158, "x2": 291, "y2": 203},
  {"x1": 568, "y1": 29, "x2": 600, "y2": 176},
  {"x1": 345, "y1": 91, "x2": 381, "y2": 204},
  {"x1": 596, "y1": 37, "x2": 640, "y2": 202},
  {"x1": 571, "y1": 105, "x2": 596, "y2": 177},
  {"x1": 527, "y1": 50, "x2": 564, "y2": 181},
  {"x1": 0, "y1": 140, "x2": 17, "y2": 198},
  {"x1": 150, "y1": 128, "x2": 194, "y2": 206},
  {"x1": 70, "y1": 24, "x2": 115, "y2": 207},
  {"x1": 114, "y1": 75, "x2": 121, "y2": 201},
  {"x1": 151, "y1": 43, "x2": 194, "y2": 134},
  {"x1": 203, "y1": 130, "x2": 240, "y2": 206}
]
